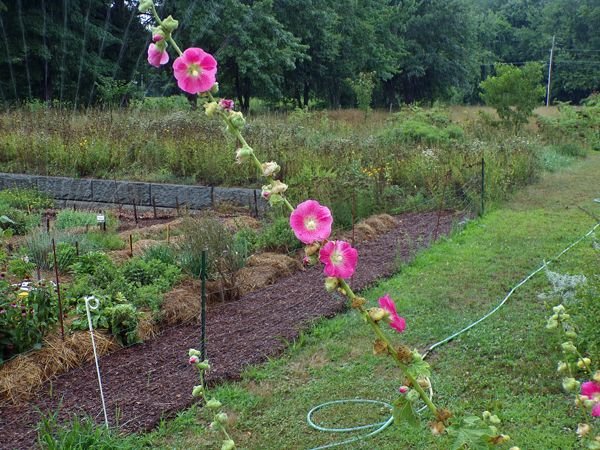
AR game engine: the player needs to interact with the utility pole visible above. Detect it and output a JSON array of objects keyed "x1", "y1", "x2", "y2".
[{"x1": 546, "y1": 35, "x2": 556, "y2": 107}]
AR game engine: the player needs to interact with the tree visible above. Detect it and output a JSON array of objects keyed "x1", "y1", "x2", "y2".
[
  {"x1": 480, "y1": 62, "x2": 545, "y2": 131},
  {"x1": 0, "y1": 0, "x2": 147, "y2": 105}
]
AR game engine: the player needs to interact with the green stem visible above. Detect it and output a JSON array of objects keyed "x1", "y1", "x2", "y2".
[
  {"x1": 150, "y1": 5, "x2": 183, "y2": 56},
  {"x1": 339, "y1": 280, "x2": 439, "y2": 416}
]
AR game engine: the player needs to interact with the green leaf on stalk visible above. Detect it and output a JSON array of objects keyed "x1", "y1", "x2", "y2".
[
  {"x1": 405, "y1": 351, "x2": 431, "y2": 379},
  {"x1": 392, "y1": 396, "x2": 419, "y2": 427}
]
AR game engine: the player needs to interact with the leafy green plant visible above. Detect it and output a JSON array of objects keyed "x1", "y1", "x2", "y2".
[
  {"x1": 122, "y1": 257, "x2": 181, "y2": 289},
  {"x1": 0, "y1": 281, "x2": 58, "y2": 362},
  {"x1": 106, "y1": 303, "x2": 139, "y2": 346},
  {"x1": 256, "y1": 216, "x2": 302, "y2": 253},
  {"x1": 7, "y1": 256, "x2": 35, "y2": 279},
  {"x1": 54, "y1": 210, "x2": 99, "y2": 230}
]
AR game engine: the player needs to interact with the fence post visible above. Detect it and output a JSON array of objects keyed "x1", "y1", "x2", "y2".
[
  {"x1": 51, "y1": 238, "x2": 65, "y2": 340},
  {"x1": 480, "y1": 157, "x2": 485, "y2": 216},
  {"x1": 84, "y1": 296, "x2": 109, "y2": 428},
  {"x1": 200, "y1": 249, "x2": 208, "y2": 362}
]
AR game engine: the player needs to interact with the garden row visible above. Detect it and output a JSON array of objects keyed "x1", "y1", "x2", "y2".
[{"x1": 0, "y1": 186, "x2": 403, "y2": 402}]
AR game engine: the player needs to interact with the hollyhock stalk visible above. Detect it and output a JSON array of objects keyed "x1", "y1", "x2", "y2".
[{"x1": 338, "y1": 278, "x2": 439, "y2": 416}]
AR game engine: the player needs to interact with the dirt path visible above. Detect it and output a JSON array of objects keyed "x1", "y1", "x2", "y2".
[{"x1": 0, "y1": 211, "x2": 461, "y2": 450}]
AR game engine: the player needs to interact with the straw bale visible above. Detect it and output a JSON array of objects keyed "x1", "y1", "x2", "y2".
[
  {"x1": 236, "y1": 252, "x2": 301, "y2": 296},
  {"x1": 354, "y1": 223, "x2": 377, "y2": 240},
  {"x1": 223, "y1": 215, "x2": 262, "y2": 231},
  {"x1": 0, "y1": 356, "x2": 42, "y2": 404}
]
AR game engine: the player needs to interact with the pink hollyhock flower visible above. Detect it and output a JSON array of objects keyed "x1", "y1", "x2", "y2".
[
  {"x1": 398, "y1": 386, "x2": 409, "y2": 394},
  {"x1": 147, "y1": 43, "x2": 169, "y2": 67},
  {"x1": 319, "y1": 240, "x2": 358, "y2": 279},
  {"x1": 378, "y1": 294, "x2": 406, "y2": 333},
  {"x1": 173, "y1": 47, "x2": 217, "y2": 94},
  {"x1": 219, "y1": 98, "x2": 234, "y2": 111},
  {"x1": 290, "y1": 200, "x2": 333, "y2": 244}
]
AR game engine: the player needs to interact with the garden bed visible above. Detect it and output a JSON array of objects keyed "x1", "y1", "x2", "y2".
[{"x1": 0, "y1": 210, "x2": 461, "y2": 450}]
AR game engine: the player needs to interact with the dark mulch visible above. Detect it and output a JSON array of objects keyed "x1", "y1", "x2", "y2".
[{"x1": 0, "y1": 211, "x2": 462, "y2": 450}]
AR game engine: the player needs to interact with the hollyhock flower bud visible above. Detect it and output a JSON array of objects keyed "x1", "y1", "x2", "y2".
[
  {"x1": 324, "y1": 277, "x2": 339, "y2": 293},
  {"x1": 482, "y1": 411, "x2": 492, "y2": 421},
  {"x1": 563, "y1": 377, "x2": 580, "y2": 393},
  {"x1": 151, "y1": 27, "x2": 165, "y2": 42},
  {"x1": 546, "y1": 318, "x2": 558, "y2": 329},
  {"x1": 557, "y1": 361, "x2": 568, "y2": 373},
  {"x1": 305, "y1": 243, "x2": 320, "y2": 257},
  {"x1": 192, "y1": 385, "x2": 204, "y2": 397},
  {"x1": 594, "y1": 371, "x2": 600, "y2": 383},
  {"x1": 303, "y1": 255, "x2": 316, "y2": 266},
  {"x1": 189, "y1": 349, "x2": 201, "y2": 357},
  {"x1": 161, "y1": 15, "x2": 179, "y2": 33},
  {"x1": 229, "y1": 111, "x2": 246, "y2": 130},
  {"x1": 368, "y1": 307, "x2": 387, "y2": 322},
  {"x1": 219, "y1": 98, "x2": 234, "y2": 111},
  {"x1": 216, "y1": 412, "x2": 228, "y2": 424},
  {"x1": 197, "y1": 361, "x2": 210, "y2": 370},
  {"x1": 221, "y1": 440, "x2": 235, "y2": 450},
  {"x1": 138, "y1": 0, "x2": 153, "y2": 12},
  {"x1": 261, "y1": 161, "x2": 280, "y2": 177},
  {"x1": 271, "y1": 180, "x2": 288, "y2": 195},
  {"x1": 236, "y1": 145, "x2": 254, "y2": 164},
  {"x1": 553, "y1": 304, "x2": 565, "y2": 314},
  {"x1": 577, "y1": 358, "x2": 591, "y2": 369},
  {"x1": 562, "y1": 341, "x2": 578, "y2": 354},
  {"x1": 509, "y1": 447, "x2": 521, "y2": 450},
  {"x1": 261, "y1": 189, "x2": 271, "y2": 200},
  {"x1": 407, "y1": 389, "x2": 420, "y2": 403},
  {"x1": 189, "y1": 355, "x2": 200, "y2": 365},
  {"x1": 398, "y1": 386, "x2": 409, "y2": 394},
  {"x1": 577, "y1": 423, "x2": 591, "y2": 437},
  {"x1": 489, "y1": 414, "x2": 501, "y2": 424},
  {"x1": 204, "y1": 101, "x2": 218, "y2": 117},
  {"x1": 565, "y1": 330, "x2": 578, "y2": 339},
  {"x1": 206, "y1": 399, "x2": 222, "y2": 410}
]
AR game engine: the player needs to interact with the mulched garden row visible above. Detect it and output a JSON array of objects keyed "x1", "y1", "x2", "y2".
[{"x1": 0, "y1": 211, "x2": 460, "y2": 450}]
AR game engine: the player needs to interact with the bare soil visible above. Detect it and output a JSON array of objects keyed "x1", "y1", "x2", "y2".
[{"x1": 0, "y1": 211, "x2": 461, "y2": 450}]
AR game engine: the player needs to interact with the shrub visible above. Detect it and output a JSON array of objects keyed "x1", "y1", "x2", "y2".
[
  {"x1": 178, "y1": 215, "x2": 247, "y2": 279},
  {"x1": 480, "y1": 62, "x2": 545, "y2": 131},
  {"x1": 54, "y1": 210, "x2": 99, "y2": 230},
  {"x1": 122, "y1": 257, "x2": 181, "y2": 289}
]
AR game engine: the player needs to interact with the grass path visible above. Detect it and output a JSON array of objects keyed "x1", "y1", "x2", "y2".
[{"x1": 119, "y1": 153, "x2": 600, "y2": 449}]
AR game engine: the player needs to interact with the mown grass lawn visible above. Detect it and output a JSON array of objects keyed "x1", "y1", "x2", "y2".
[{"x1": 56, "y1": 153, "x2": 599, "y2": 449}]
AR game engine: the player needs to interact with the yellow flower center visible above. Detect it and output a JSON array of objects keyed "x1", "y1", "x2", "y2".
[
  {"x1": 188, "y1": 63, "x2": 202, "y2": 78},
  {"x1": 330, "y1": 250, "x2": 343, "y2": 265},
  {"x1": 304, "y1": 216, "x2": 317, "y2": 231}
]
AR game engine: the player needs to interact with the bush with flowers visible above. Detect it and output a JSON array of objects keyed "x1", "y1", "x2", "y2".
[
  {"x1": 139, "y1": 2, "x2": 513, "y2": 448},
  {"x1": 0, "y1": 279, "x2": 58, "y2": 363}
]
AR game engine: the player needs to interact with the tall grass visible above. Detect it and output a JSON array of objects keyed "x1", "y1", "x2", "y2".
[{"x1": 0, "y1": 103, "x2": 591, "y2": 219}]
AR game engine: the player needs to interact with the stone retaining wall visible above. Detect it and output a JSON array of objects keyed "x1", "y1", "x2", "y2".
[{"x1": 0, "y1": 173, "x2": 264, "y2": 211}]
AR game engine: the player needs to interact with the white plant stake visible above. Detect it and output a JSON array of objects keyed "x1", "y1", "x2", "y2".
[{"x1": 84, "y1": 295, "x2": 109, "y2": 428}]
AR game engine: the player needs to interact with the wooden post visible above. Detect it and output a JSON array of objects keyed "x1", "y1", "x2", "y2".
[
  {"x1": 133, "y1": 201, "x2": 138, "y2": 224},
  {"x1": 166, "y1": 224, "x2": 170, "y2": 244},
  {"x1": 129, "y1": 234, "x2": 133, "y2": 257},
  {"x1": 51, "y1": 238, "x2": 65, "y2": 340}
]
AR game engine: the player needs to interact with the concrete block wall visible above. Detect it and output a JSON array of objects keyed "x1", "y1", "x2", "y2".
[{"x1": 0, "y1": 173, "x2": 263, "y2": 211}]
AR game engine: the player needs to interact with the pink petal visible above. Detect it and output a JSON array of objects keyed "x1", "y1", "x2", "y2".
[
  {"x1": 593, "y1": 403, "x2": 600, "y2": 417},
  {"x1": 390, "y1": 316, "x2": 406, "y2": 333},
  {"x1": 290, "y1": 200, "x2": 333, "y2": 244},
  {"x1": 183, "y1": 47, "x2": 206, "y2": 64},
  {"x1": 197, "y1": 72, "x2": 217, "y2": 92},
  {"x1": 378, "y1": 294, "x2": 397, "y2": 315},
  {"x1": 581, "y1": 381, "x2": 600, "y2": 398},
  {"x1": 200, "y1": 52, "x2": 217, "y2": 71}
]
